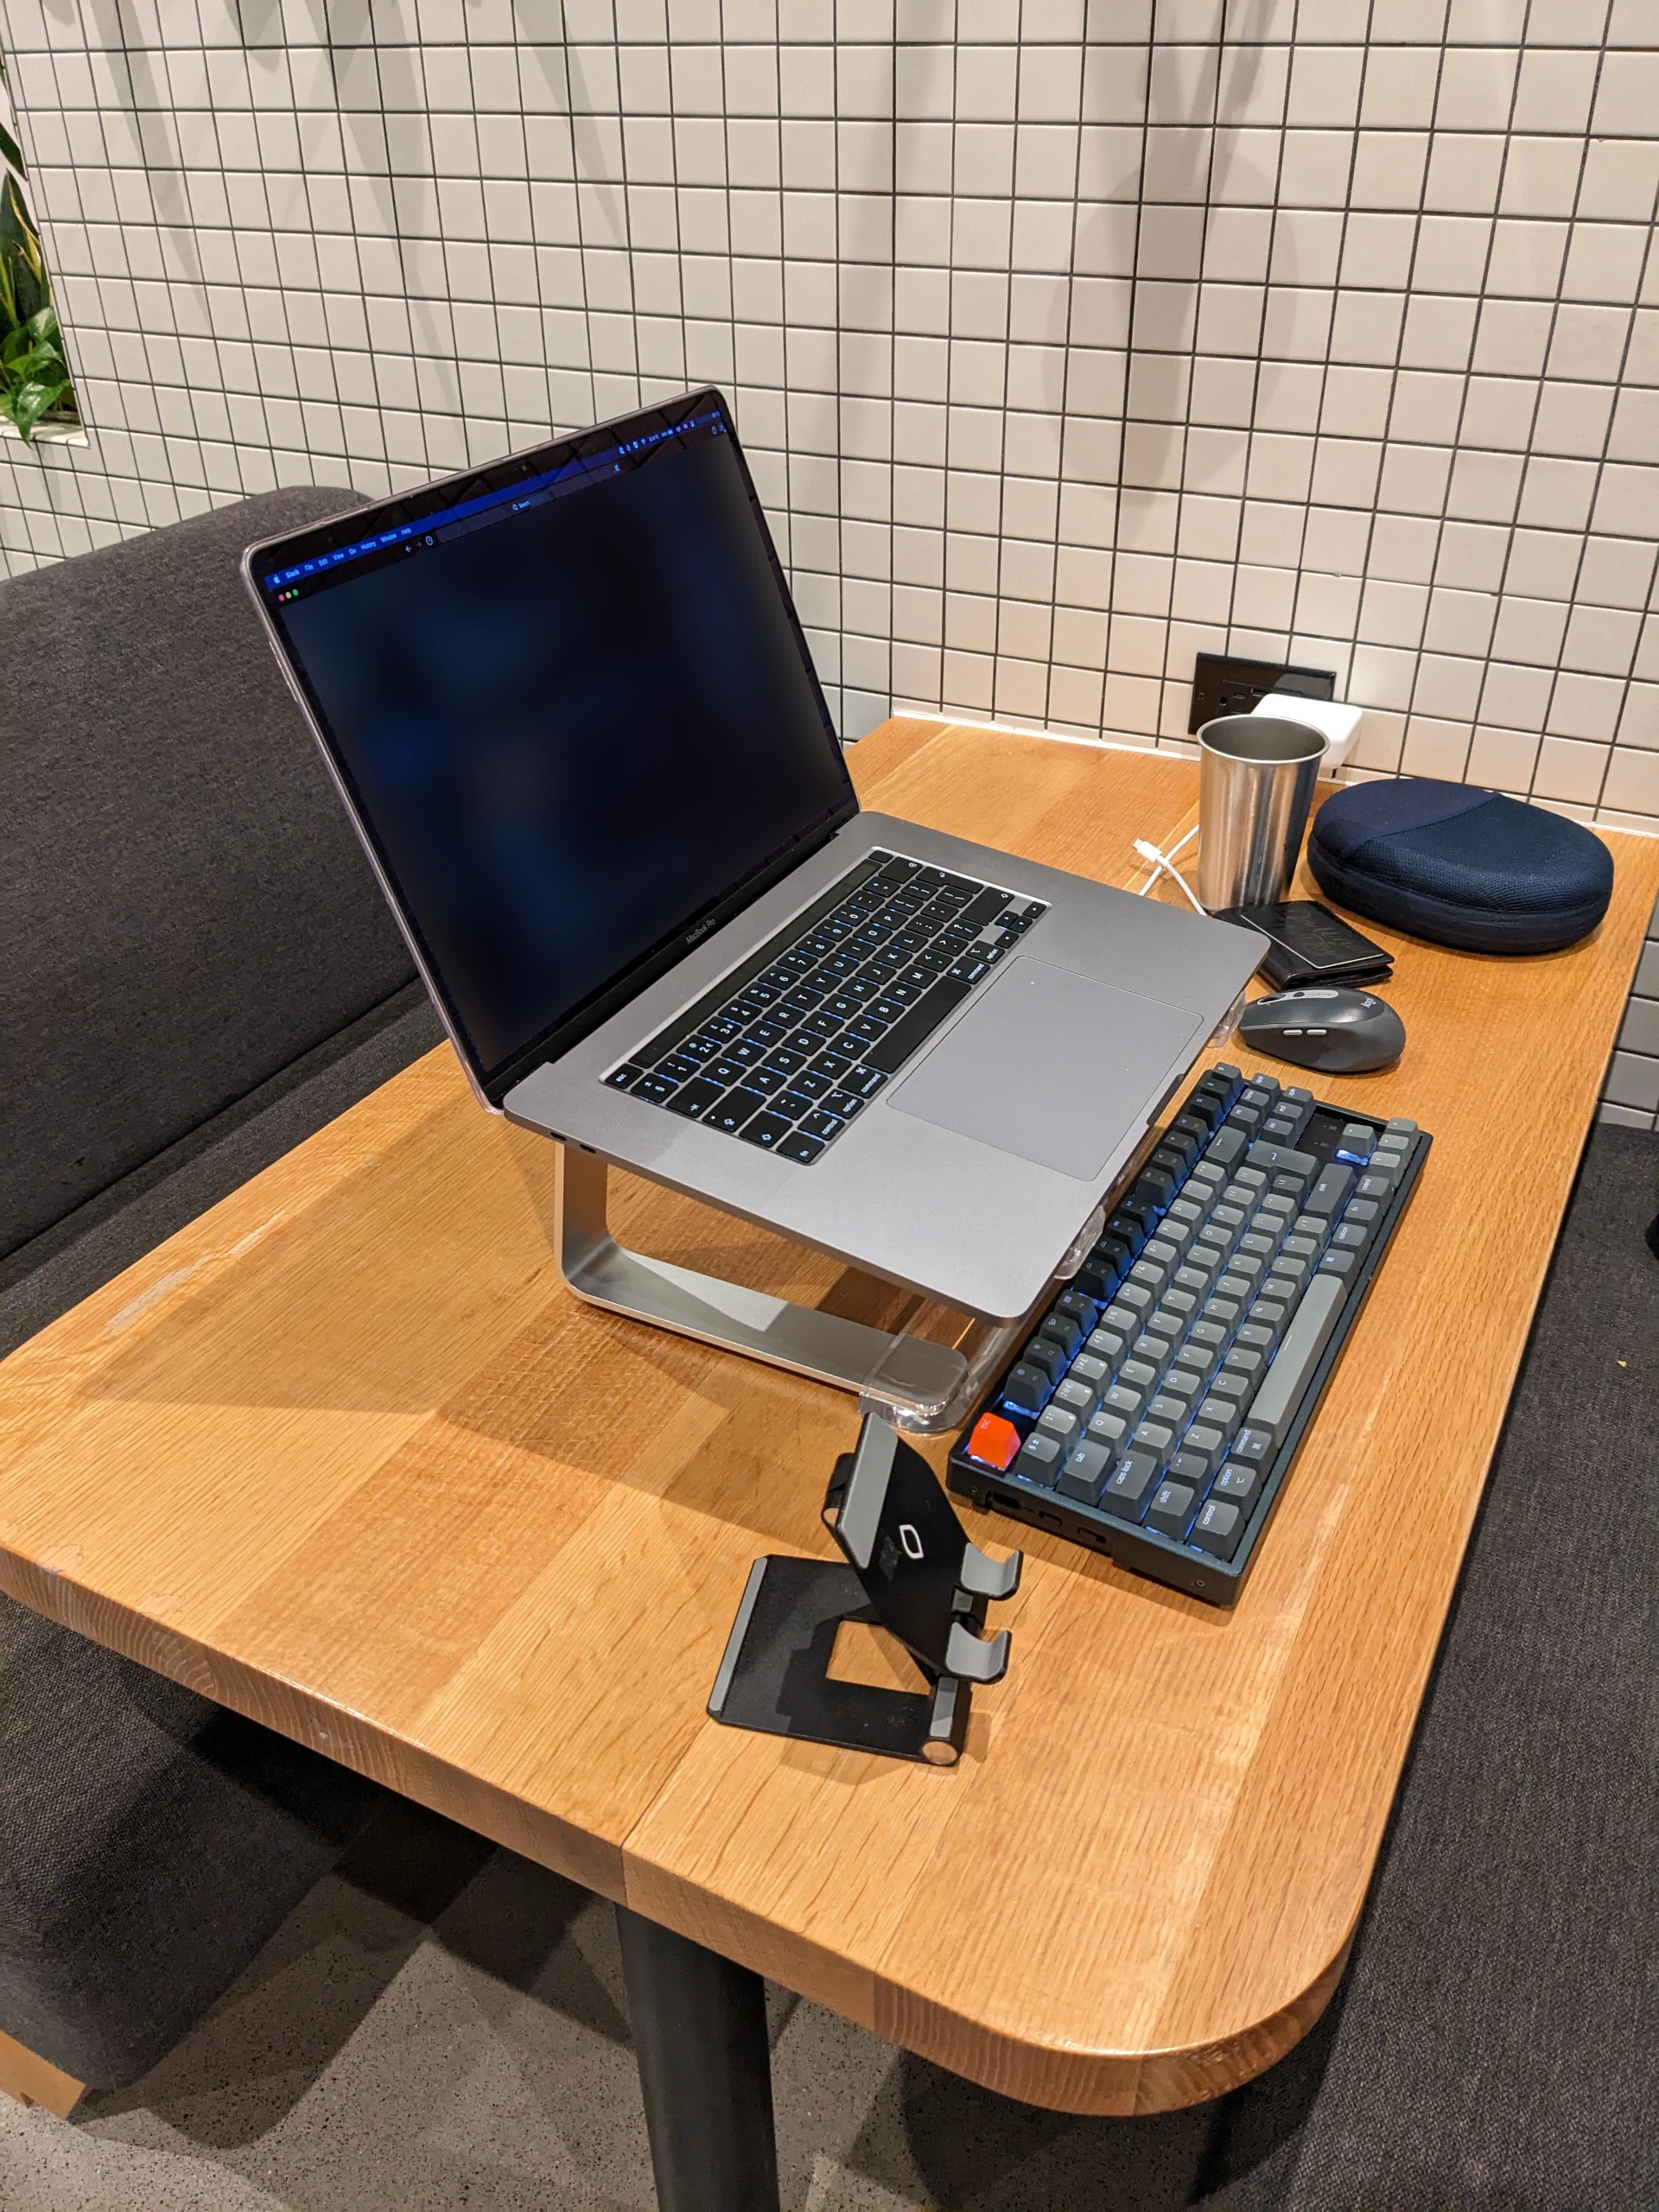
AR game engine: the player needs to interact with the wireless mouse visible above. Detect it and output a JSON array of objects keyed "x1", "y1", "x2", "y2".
[{"x1": 1236, "y1": 985, "x2": 1405, "y2": 1075}]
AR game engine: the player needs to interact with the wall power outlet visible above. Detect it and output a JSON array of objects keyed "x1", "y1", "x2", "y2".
[{"x1": 1188, "y1": 652, "x2": 1336, "y2": 734}]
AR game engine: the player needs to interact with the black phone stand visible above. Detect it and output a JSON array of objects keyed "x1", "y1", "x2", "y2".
[{"x1": 707, "y1": 1415, "x2": 1022, "y2": 1767}]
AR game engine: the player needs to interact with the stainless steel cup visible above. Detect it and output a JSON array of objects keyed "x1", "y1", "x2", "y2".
[{"x1": 1197, "y1": 713, "x2": 1325, "y2": 910}]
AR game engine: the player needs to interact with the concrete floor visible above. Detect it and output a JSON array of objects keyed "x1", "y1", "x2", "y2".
[{"x1": 0, "y1": 1798, "x2": 1224, "y2": 2212}]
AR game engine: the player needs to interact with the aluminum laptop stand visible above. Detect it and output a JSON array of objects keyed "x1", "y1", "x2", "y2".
[{"x1": 556, "y1": 1142, "x2": 1104, "y2": 1435}]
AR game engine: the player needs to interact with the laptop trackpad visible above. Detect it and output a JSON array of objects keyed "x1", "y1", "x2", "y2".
[{"x1": 888, "y1": 957, "x2": 1205, "y2": 1181}]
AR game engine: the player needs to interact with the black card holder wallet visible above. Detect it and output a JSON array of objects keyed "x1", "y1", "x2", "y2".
[{"x1": 1216, "y1": 899, "x2": 1394, "y2": 989}]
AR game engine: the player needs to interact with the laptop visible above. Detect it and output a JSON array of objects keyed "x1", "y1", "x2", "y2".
[{"x1": 243, "y1": 388, "x2": 1261, "y2": 1323}]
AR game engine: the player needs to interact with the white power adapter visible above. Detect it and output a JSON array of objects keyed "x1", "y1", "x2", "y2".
[{"x1": 1251, "y1": 690, "x2": 1363, "y2": 771}]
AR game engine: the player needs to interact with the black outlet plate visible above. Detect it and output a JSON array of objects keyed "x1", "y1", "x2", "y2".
[{"x1": 1189, "y1": 652, "x2": 1336, "y2": 734}]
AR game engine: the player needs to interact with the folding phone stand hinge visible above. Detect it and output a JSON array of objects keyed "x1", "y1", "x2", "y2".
[
  {"x1": 708, "y1": 1417, "x2": 1022, "y2": 1768},
  {"x1": 555, "y1": 1141, "x2": 976, "y2": 1431}
]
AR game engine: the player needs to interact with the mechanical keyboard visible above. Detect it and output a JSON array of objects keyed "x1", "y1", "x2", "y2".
[
  {"x1": 949, "y1": 1062, "x2": 1430, "y2": 1605},
  {"x1": 603, "y1": 849, "x2": 1046, "y2": 1166}
]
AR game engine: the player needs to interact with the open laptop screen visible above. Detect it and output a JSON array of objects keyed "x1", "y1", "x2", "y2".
[{"x1": 248, "y1": 392, "x2": 855, "y2": 1101}]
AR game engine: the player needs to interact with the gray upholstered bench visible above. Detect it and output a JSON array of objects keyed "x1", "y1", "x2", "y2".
[{"x1": 1, "y1": 488, "x2": 441, "y2": 2108}]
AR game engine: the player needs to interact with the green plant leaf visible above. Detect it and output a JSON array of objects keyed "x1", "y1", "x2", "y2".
[
  {"x1": 1, "y1": 341, "x2": 63, "y2": 391},
  {"x1": 6, "y1": 372, "x2": 68, "y2": 438},
  {"x1": 0, "y1": 170, "x2": 48, "y2": 328},
  {"x1": 0, "y1": 118, "x2": 27, "y2": 181}
]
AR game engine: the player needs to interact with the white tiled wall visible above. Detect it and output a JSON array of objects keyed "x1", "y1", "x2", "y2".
[{"x1": 2, "y1": 0, "x2": 1656, "y2": 1124}]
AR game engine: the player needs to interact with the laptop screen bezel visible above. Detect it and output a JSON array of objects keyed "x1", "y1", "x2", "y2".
[{"x1": 243, "y1": 387, "x2": 859, "y2": 1109}]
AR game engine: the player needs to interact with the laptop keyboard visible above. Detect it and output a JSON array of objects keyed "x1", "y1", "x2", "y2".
[{"x1": 603, "y1": 849, "x2": 1046, "y2": 1165}]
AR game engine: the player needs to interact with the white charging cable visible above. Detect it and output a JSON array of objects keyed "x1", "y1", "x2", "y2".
[{"x1": 1133, "y1": 824, "x2": 1205, "y2": 915}]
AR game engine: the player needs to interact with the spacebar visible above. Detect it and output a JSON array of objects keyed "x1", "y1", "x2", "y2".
[
  {"x1": 1245, "y1": 1274, "x2": 1346, "y2": 1437},
  {"x1": 864, "y1": 976, "x2": 974, "y2": 1074}
]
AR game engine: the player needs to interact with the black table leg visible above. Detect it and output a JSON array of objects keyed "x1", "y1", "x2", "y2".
[{"x1": 615, "y1": 1904, "x2": 781, "y2": 2212}]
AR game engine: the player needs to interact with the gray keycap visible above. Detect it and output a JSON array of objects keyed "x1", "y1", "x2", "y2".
[
  {"x1": 1160, "y1": 1286, "x2": 1198, "y2": 1319},
  {"x1": 1086, "y1": 1325, "x2": 1129, "y2": 1364},
  {"x1": 1102, "y1": 1302, "x2": 1142, "y2": 1338},
  {"x1": 1205, "y1": 1125, "x2": 1246, "y2": 1169},
  {"x1": 1344, "y1": 1198, "x2": 1380, "y2": 1226},
  {"x1": 1103, "y1": 1447, "x2": 1160, "y2": 1520},
  {"x1": 1243, "y1": 1273, "x2": 1347, "y2": 1437},
  {"x1": 1239, "y1": 1231, "x2": 1277, "y2": 1261},
  {"x1": 1206, "y1": 1369, "x2": 1250, "y2": 1407},
  {"x1": 1014, "y1": 1431, "x2": 1063, "y2": 1484},
  {"x1": 1190, "y1": 1319, "x2": 1230, "y2": 1353},
  {"x1": 1235, "y1": 1320, "x2": 1277, "y2": 1357},
  {"x1": 1135, "y1": 1419, "x2": 1177, "y2": 1464},
  {"x1": 1071, "y1": 1351, "x2": 1110, "y2": 1388},
  {"x1": 1191, "y1": 1497, "x2": 1244, "y2": 1559},
  {"x1": 1217, "y1": 1269, "x2": 1256, "y2": 1300},
  {"x1": 1194, "y1": 1400, "x2": 1238, "y2": 1443},
  {"x1": 1246, "y1": 1138, "x2": 1319, "y2": 1181},
  {"x1": 1174, "y1": 1262, "x2": 1215, "y2": 1295},
  {"x1": 1189, "y1": 1161, "x2": 1226, "y2": 1192},
  {"x1": 1146, "y1": 1480, "x2": 1196, "y2": 1538},
  {"x1": 1117, "y1": 1280, "x2": 1155, "y2": 1314},
  {"x1": 1057, "y1": 1440, "x2": 1116, "y2": 1503},
  {"x1": 1282, "y1": 1233, "x2": 1321, "y2": 1260},
  {"x1": 1213, "y1": 1461, "x2": 1261, "y2": 1509},
  {"x1": 1259, "y1": 1192, "x2": 1298, "y2": 1222},
  {"x1": 1222, "y1": 1344, "x2": 1266, "y2": 1384},
  {"x1": 1121, "y1": 1357, "x2": 1160, "y2": 1392},
  {"x1": 1129, "y1": 1258, "x2": 1169, "y2": 1295},
  {"x1": 1166, "y1": 1196, "x2": 1206, "y2": 1230},
  {"x1": 1149, "y1": 1391, "x2": 1188, "y2": 1426},
  {"x1": 1205, "y1": 1296, "x2": 1243, "y2": 1328},
  {"x1": 1319, "y1": 1248, "x2": 1357, "y2": 1278},
  {"x1": 1184, "y1": 1421, "x2": 1228, "y2": 1473},
  {"x1": 1159, "y1": 1366, "x2": 1205, "y2": 1407},
  {"x1": 1355, "y1": 1172, "x2": 1394, "y2": 1202},
  {"x1": 1231, "y1": 1424, "x2": 1274, "y2": 1466},
  {"x1": 1055, "y1": 1376, "x2": 1097, "y2": 1415},
  {"x1": 1172, "y1": 1342, "x2": 1217, "y2": 1382},
  {"x1": 1103, "y1": 1382, "x2": 1143, "y2": 1421},
  {"x1": 1145, "y1": 1235, "x2": 1182, "y2": 1268},
  {"x1": 1086, "y1": 1406, "x2": 1130, "y2": 1450},
  {"x1": 1305, "y1": 1164, "x2": 1355, "y2": 1218},
  {"x1": 1037, "y1": 1402, "x2": 1083, "y2": 1447},
  {"x1": 1331, "y1": 1221, "x2": 1369, "y2": 1252}
]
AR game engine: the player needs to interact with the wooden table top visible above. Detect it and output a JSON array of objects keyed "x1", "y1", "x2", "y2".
[{"x1": 3, "y1": 719, "x2": 1655, "y2": 2116}]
